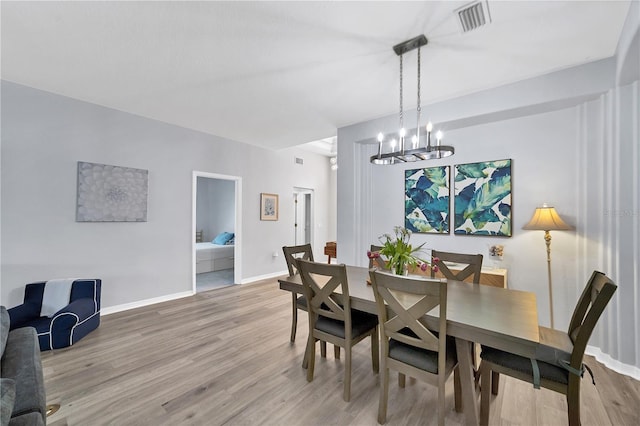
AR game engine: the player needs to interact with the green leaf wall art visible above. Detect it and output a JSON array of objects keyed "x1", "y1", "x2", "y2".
[
  {"x1": 454, "y1": 159, "x2": 512, "y2": 236},
  {"x1": 405, "y1": 166, "x2": 450, "y2": 234}
]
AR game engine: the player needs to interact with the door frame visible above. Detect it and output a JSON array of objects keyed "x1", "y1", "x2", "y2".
[
  {"x1": 293, "y1": 187, "x2": 314, "y2": 248},
  {"x1": 192, "y1": 171, "x2": 242, "y2": 292}
]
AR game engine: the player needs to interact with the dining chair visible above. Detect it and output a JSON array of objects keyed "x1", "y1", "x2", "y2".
[
  {"x1": 431, "y1": 249, "x2": 484, "y2": 376},
  {"x1": 479, "y1": 270, "x2": 617, "y2": 426},
  {"x1": 283, "y1": 244, "x2": 335, "y2": 364},
  {"x1": 369, "y1": 270, "x2": 460, "y2": 425},
  {"x1": 430, "y1": 249, "x2": 483, "y2": 283},
  {"x1": 297, "y1": 259, "x2": 379, "y2": 402},
  {"x1": 368, "y1": 244, "x2": 387, "y2": 269},
  {"x1": 282, "y1": 244, "x2": 314, "y2": 343}
]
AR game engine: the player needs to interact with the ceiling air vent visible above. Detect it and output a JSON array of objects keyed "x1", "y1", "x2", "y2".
[
  {"x1": 294, "y1": 157, "x2": 304, "y2": 165},
  {"x1": 456, "y1": 1, "x2": 492, "y2": 33}
]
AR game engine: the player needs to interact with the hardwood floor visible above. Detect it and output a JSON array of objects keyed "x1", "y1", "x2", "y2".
[{"x1": 42, "y1": 278, "x2": 640, "y2": 425}]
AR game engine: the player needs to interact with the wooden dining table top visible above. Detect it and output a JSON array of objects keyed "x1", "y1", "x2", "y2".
[{"x1": 279, "y1": 265, "x2": 540, "y2": 359}]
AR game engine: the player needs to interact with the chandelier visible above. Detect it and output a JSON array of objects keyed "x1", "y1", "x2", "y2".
[{"x1": 370, "y1": 35, "x2": 454, "y2": 165}]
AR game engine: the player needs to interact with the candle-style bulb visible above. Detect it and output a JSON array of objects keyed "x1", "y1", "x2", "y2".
[
  {"x1": 412, "y1": 135, "x2": 418, "y2": 148},
  {"x1": 377, "y1": 132, "x2": 384, "y2": 142},
  {"x1": 426, "y1": 122, "x2": 433, "y2": 133},
  {"x1": 390, "y1": 139, "x2": 397, "y2": 151},
  {"x1": 399, "y1": 128, "x2": 406, "y2": 137},
  {"x1": 436, "y1": 130, "x2": 443, "y2": 141}
]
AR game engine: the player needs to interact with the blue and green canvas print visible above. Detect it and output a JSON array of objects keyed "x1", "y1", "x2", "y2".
[
  {"x1": 405, "y1": 166, "x2": 450, "y2": 234},
  {"x1": 454, "y1": 159, "x2": 512, "y2": 236}
]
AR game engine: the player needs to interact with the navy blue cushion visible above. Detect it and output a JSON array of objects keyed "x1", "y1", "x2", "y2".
[
  {"x1": 315, "y1": 310, "x2": 378, "y2": 339},
  {"x1": 481, "y1": 346, "x2": 569, "y2": 385}
]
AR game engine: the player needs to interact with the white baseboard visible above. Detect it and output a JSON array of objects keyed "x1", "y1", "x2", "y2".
[
  {"x1": 239, "y1": 270, "x2": 288, "y2": 285},
  {"x1": 586, "y1": 345, "x2": 640, "y2": 380},
  {"x1": 101, "y1": 291, "x2": 193, "y2": 316},
  {"x1": 101, "y1": 272, "x2": 287, "y2": 315}
]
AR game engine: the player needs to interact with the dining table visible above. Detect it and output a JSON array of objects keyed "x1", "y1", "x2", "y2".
[{"x1": 278, "y1": 265, "x2": 540, "y2": 426}]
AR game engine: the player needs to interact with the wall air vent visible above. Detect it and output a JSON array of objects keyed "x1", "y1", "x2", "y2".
[
  {"x1": 456, "y1": 1, "x2": 492, "y2": 33},
  {"x1": 294, "y1": 157, "x2": 304, "y2": 165}
]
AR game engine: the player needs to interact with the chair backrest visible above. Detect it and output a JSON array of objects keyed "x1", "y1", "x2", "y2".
[
  {"x1": 431, "y1": 249, "x2": 483, "y2": 284},
  {"x1": 282, "y1": 244, "x2": 314, "y2": 276},
  {"x1": 567, "y1": 271, "x2": 617, "y2": 368},
  {"x1": 369, "y1": 270, "x2": 447, "y2": 363},
  {"x1": 368, "y1": 244, "x2": 387, "y2": 269},
  {"x1": 297, "y1": 260, "x2": 352, "y2": 336},
  {"x1": 195, "y1": 230, "x2": 204, "y2": 243}
]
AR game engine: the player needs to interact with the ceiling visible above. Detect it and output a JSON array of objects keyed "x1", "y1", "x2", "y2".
[{"x1": 1, "y1": 1, "x2": 631, "y2": 153}]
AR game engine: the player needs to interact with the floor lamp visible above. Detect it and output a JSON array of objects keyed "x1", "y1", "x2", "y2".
[{"x1": 523, "y1": 204, "x2": 573, "y2": 329}]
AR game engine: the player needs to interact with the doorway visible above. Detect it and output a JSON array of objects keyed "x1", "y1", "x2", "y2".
[
  {"x1": 293, "y1": 187, "x2": 314, "y2": 247},
  {"x1": 192, "y1": 172, "x2": 242, "y2": 293}
]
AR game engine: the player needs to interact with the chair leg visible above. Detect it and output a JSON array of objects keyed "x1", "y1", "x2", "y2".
[
  {"x1": 371, "y1": 328, "x2": 379, "y2": 373},
  {"x1": 320, "y1": 340, "x2": 327, "y2": 358},
  {"x1": 454, "y1": 367, "x2": 463, "y2": 413},
  {"x1": 344, "y1": 345, "x2": 352, "y2": 402},
  {"x1": 306, "y1": 335, "x2": 316, "y2": 382},
  {"x1": 491, "y1": 371, "x2": 500, "y2": 395},
  {"x1": 567, "y1": 379, "x2": 581, "y2": 426},
  {"x1": 334, "y1": 345, "x2": 340, "y2": 359},
  {"x1": 290, "y1": 293, "x2": 298, "y2": 342},
  {"x1": 398, "y1": 373, "x2": 406, "y2": 388},
  {"x1": 302, "y1": 340, "x2": 309, "y2": 369},
  {"x1": 378, "y1": 363, "x2": 389, "y2": 424},
  {"x1": 480, "y1": 364, "x2": 491, "y2": 426},
  {"x1": 438, "y1": 370, "x2": 445, "y2": 426}
]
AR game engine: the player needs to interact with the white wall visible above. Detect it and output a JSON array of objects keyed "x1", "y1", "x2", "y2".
[
  {"x1": 337, "y1": 27, "x2": 639, "y2": 375},
  {"x1": 196, "y1": 177, "x2": 235, "y2": 242},
  {"x1": 0, "y1": 81, "x2": 335, "y2": 309}
]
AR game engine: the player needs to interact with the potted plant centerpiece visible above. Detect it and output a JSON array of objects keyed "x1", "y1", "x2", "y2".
[{"x1": 367, "y1": 226, "x2": 437, "y2": 275}]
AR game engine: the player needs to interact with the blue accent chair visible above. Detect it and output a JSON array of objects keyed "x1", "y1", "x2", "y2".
[{"x1": 8, "y1": 279, "x2": 101, "y2": 351}]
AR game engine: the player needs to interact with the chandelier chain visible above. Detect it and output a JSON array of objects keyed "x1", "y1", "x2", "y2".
[
  {"x1": 417, "y1": 46, "x2": 421, "y2": 143},
  {"x1": 399, "y1": 54, "x2": 403, "y2": 129}
]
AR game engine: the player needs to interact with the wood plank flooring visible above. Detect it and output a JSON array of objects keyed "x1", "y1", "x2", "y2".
[{"x1": 42, "y1": 278, "x2": 640, "y2": 425}]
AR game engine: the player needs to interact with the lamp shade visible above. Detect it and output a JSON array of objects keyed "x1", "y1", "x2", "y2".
[{"x1": 523, "y1": 205, "x2": 573, "y2": 231}]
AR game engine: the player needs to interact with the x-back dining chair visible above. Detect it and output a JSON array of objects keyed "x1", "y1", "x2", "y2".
[
  {"x1": 368, "y1": 244, "x2": 387, "y2": 269},
  {"x1": 297, "y1": 259, "x2": 379, "y2": 402},
  {"x1": 282, "y1": 244, "x2": 314, "y2": 343},
  {"x1": 479, "y1": 270, "x2": 618, "y2": 426},
  {"x1": 430, "y1": 249, "x2": 484, "y2": 284},
  {"x1": 283, "y1": 244, "x2": 337, "y2": 364},
  {"x1": 369, "y1": 270, "x2": 460, "y2": 425},
  {"x1": 431, "y1": 249, "x2": 484, "y2": 375}
]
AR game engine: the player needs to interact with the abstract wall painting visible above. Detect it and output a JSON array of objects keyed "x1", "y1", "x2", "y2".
[
  {"x1": 76, "y1": 161, "x2": 148, "y2": 222},
  {"x1": 405, "y1": 166, "x2": 450, "y2": 234},
  {"x1": 454, "y1": 159, "x2": 512, "y2": 236}
]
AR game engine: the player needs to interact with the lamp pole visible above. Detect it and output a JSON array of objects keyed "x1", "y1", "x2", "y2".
[
  {"x1": 523, "y1": 204, "x2": 572, "y2": 330},
  {"x1": 543, "y1": 230, "x2": 554, "y2": 329}
]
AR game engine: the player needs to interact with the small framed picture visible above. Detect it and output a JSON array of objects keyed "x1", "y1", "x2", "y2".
[{"x1": 260, "y1": 193, "x2": 279, "y2": 221}]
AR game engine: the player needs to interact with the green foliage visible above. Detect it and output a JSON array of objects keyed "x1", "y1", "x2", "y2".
[{"x1": 378, "y1": 226, "x2": 428, "y2": 275}]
